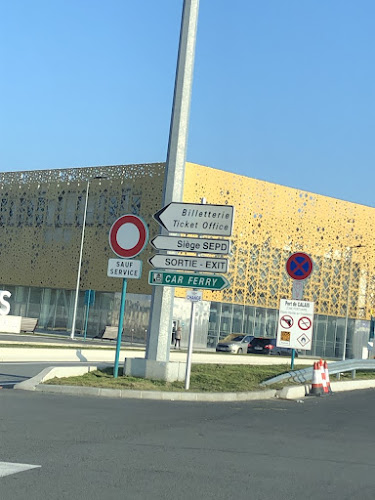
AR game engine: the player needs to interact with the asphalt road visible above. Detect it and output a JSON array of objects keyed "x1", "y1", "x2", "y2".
[{"x1": 0, "y1": 389, "x2": 374, "y2": 500}]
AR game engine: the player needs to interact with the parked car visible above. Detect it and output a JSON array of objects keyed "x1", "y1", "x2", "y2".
[
  {"x1": 216, "y1": 335, "x2": 254, "y2": 354},
  {"x1": 247, "y1": 337, "x2": 298, "y2": 356}
]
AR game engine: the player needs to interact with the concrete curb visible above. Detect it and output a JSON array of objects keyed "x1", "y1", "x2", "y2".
[
  {"x1": 14, "y1": 366, "x2": 375, "y2": 402},
  {"x1": 276, "y1": 385, "x2": 310, "y2": 400},
  {"x1": 330, "y1": 379, "x2": 375, "y2": 392},
  {"x1": 36, "y1": 384, "x2": 278, "y2": 402},
  {"x1": 276, "y1": 379, "x2": 375, "y2": 400},
  {"x1": 15, "y1": 365, "x2": 101, "y2": 391}
]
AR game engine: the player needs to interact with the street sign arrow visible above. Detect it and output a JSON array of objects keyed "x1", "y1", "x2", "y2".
[
  {"x1": 151, "y1": 235, "x2": 231, "y2": 255},
  {"x1": 148, "y1": 254, "x2": 229, "y2": 273},
  {"x1": 148, "y1": 271, "x2": 230, "y2": 290},
  {"x1": 153, "y1": 202, "x2": 234, "y2": 236}
]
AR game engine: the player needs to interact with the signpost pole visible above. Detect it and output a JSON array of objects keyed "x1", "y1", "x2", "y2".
[
  {"x1": 291, "y1": 286, "x2": 298, "y2": 369},
  {"x1": 114, "y1": 278, "x2": 127, "y2": 378},
  {"x1": 290, "y1": 348, "x2": 296, "y2": 370},
  {"x1": 83, "y1": 299, "x2": 90, "y2": 341},
  {"x1": 185, "y1": 299, "x2": 196, "y2": 390},
  {"x1": 284, "y1": 252, "x2": 314, "y2": 369}
]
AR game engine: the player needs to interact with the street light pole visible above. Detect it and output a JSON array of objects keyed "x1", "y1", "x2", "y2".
[
  {"x1": 70, "y1": 180, "x2": 90, "y2": 339},
  {"x1": 342, "y1": 244, "x2": 364, "y2": 360}
]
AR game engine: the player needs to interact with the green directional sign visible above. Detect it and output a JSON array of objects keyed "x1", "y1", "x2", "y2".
[{"x1": 148, "y1": 270, "x2": 230, "y2": 290}]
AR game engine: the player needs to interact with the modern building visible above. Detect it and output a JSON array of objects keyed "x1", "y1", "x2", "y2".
[{"x1": 1, "y1": 162, "x2": 374, "y2": 358}]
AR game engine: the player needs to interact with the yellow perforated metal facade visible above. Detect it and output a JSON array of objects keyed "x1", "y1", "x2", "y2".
[
  {"x1": 182, "y1": 163, "x2": 375, "y2": 321},
  {"x1": 0, "y1": 162, "x2": 373, "y2": 322},
  {"x1": 0, "y1": 164, "x2": 164, "y2": 294}
]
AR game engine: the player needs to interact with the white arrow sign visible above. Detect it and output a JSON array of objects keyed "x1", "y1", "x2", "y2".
[
  {"x1": 153, "y1": 202, "x2": 234, "y2": 236},
  {"x1": 148, "y1": 254, "x2": 229, "y2": 273},
  {"x1": 151, "y1": 235, "x2": 231, "y2": 255}
]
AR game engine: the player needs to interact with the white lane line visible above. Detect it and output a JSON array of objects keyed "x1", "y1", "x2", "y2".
[{"x1": 0, "y1": 462, "x2": 41, "y2": 477}]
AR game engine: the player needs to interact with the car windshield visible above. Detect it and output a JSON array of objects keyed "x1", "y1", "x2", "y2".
[{"x1": 231, "y1": 336, "x2": 245, "y2": 342}]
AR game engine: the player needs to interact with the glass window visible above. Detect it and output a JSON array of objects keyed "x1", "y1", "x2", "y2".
[
  {"x1": 244, "y1": 306, "x2": 256, "y2": 335},
  {"x1": 232, "y1": 305, "x2": 243, "y2": 333},
  {"x1": 220, "y1": 304, "x2": 232, "y2": 339}
]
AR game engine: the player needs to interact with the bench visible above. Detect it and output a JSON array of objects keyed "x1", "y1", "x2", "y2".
[
  {"x1": 101, "y1": 326, "x2": 120, "y2": 340},
  {"x1": 20, "y1": 317, "x2": 38, "y2": 333}
]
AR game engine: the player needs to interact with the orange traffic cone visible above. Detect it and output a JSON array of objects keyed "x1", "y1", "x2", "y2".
[
  {"x1": 324, "y1": 360, "x2": 332, "y2": 395},
  {"x1": 310, "y1": 361, "x2": 324, "y2": 396},
  {"x1": 320, "y1": 359, "x2": 329, "y2": 394}
]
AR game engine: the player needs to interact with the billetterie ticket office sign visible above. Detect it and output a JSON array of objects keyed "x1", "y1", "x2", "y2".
[{"x1": 153, "y1": 202, "x2": 234, "y2": 236}]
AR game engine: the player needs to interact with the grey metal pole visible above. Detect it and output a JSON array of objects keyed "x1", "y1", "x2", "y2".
[
  {"x1": 146, "y1": 0, "x2": 200, "y2": 362},
  {"x1": 70, "y1": 180, "x2": 90, "y2": 339},
  {"x1": 185, "y1": 197, "x2": 205, "y2": 389},
  {"x1": 342, "y1": 252, "x2": 352, "y2": 361},
  {"x1": 185, "y1": 300, "x2": 196, "y2": 390},
  {"x1": 342, "y1": 244, "x2": 364, "y2": 360}
]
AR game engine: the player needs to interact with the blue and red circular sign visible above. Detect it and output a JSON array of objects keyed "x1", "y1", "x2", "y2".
[
  {"x1": 286, "y1": 252, "x2": 313, "y2": 281},
  {"x1": 109, "y1": 215, "x2": 149, "y2": 258}
]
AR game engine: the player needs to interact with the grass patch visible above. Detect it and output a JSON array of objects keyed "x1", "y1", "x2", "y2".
[
  {"x1": 337, "y1": 370, "x2": 375, "y2": 380},
  {"x1": 45, "y1": 363, "x2": 295, "y2": 392}
]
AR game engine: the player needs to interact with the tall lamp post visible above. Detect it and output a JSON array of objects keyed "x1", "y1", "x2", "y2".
[
  {"x1": 70, "y1": 176, "x2": 106, "y2": 340},
  {"x1": 342, "y1": 244, "x2": 365, "y2": 360}
]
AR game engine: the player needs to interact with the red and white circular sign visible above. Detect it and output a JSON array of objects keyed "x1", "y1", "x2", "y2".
[
  {"x1": 109, "y1": 215, "x2": 149, "y2": 258},
  {"x1": 298, "y1": 316, "x2": 312, "y2": 331}
]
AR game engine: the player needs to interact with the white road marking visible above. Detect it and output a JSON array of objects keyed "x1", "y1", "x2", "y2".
[{"x1": 0, "y1": 462, "x2": 41, "y2": 477}]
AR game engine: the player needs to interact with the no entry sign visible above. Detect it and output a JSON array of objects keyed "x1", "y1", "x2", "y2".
[
  {"x1": 286, "y1": 252, "x2": 313, "y2": 281},
  {"x1": 109, "y1": 215, "x2": 149, "y2": 258}
]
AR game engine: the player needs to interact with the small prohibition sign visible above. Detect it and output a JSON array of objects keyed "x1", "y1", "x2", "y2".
[
  {"x1": 286, "y1": 252, "x2": 313, "y2": 281},
  {"x1": 298, "y1": 316, "x2": 312, "y2": 331},
  {"x1": 280, "y1": 315, "x2": 294, "y2": 329},
  {"x1": 109, "y1": 214, "x2": 149, "y2": 258}
]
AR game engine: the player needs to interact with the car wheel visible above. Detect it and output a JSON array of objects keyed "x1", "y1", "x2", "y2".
[{"x1": 237, "y1": 348, "x2": 243, "y2": 354}]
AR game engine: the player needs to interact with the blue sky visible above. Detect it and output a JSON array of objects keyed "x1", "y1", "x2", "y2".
[{"x1": 1, "y1": 1, "x2": 374, "y2": 207}]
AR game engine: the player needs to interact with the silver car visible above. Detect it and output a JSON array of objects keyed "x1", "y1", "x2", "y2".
[{"x1": 216, "y1": 335, "x2": 253, "y2": 354}]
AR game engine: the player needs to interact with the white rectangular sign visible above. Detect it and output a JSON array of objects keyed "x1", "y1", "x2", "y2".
[
  {"x1": 107, "y1": 259, "x2": 142, "y2": 279},
  {"x1": 0, "y1": 315, "x2": 21, "y2": 334},
  {"x1": 148, "y1": 254, "x2": 228, "y2": 273},
  {"x1": 154, "y1": 202, "x2": 234, "y2": 236},
  {"x1": 186, "y1": 290, "x2": 203, "y2": 302},
  {"x1": 276, "y1": 299, "x2": 314, "y2": 351},
  {"x1": 151, "y1": 235, "x2": 231, "y2": 255}
]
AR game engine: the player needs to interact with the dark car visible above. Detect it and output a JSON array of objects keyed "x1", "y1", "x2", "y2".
[{"x1": 247, "y1": 337, "x2": 298, "y2": 356}]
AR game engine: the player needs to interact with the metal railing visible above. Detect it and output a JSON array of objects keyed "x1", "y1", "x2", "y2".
[{"x1": 261, "y1": 359, "x2": 375, "y2": 386}]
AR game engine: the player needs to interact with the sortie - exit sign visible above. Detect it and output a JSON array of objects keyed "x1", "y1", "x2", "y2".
[{"x1": 148, "y1": 271, "x2": 230, "y2": 290}]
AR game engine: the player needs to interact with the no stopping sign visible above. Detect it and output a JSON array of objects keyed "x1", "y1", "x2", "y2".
[
  {"x1": 109, "y1": 215, "x2": 149, "y2": 258},
  {"x1": 286, "y1": 252, "x2": 313, "y2": 281}
]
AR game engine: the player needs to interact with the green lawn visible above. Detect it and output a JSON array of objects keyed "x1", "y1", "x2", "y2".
[
  {"x1": 45, "y1": 363, "x2": 298, "y2": 392},
  {"x1": 337, "y1": 370, "x2": 375, "y2": 380}
]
